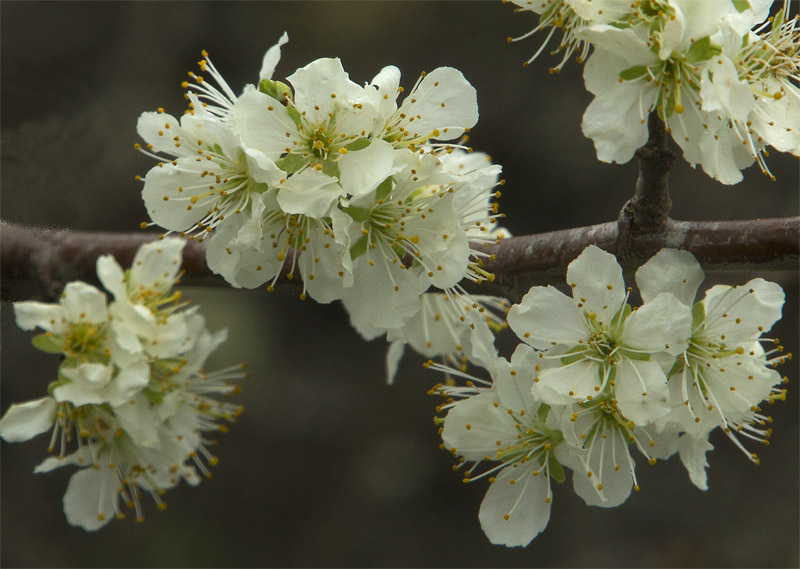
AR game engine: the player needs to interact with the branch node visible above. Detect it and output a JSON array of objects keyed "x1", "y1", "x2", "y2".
[{"x1": 617, "y1": 112, "x2": 676, "y2": 263}]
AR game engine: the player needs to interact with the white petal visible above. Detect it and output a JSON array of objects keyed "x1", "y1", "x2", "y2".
[
  {"x1": 702, "y1": 278, "x2": 784, "y2": 343},
  {"x1": 385, "y1": 341, "x2": 405, "y2": 385},
  {"x1": 129, "y1": 237, "x2": 185, "y2": 297},
  {"x1": 698, "y1": 126, "x2": 746, "y2": 185},
  {"x1": 561, "y1": 416, "x2": 634, "y2": 507},
  {"x1": 298, "y1": 226, "x2": 352, "y2": 304},
  {"x1": 13, "y1": 301, "x2": 66, "y2": 333},
  {"x1": 566, "y1": 245, "x2": 625, "y2": 326},
  {"x1": 497, "y1": 346, "x2": 540, "y2": 414},
  {"x1": 141, "y1": 159, "x2": 217, "y2": 231},
  {"x1": 578, "y1": 25, "x2": 657, "y2": 65},
  {"x1": 96, "y1": 255, "x2": 126, "y2": 301},
  {"x1": 581, "y1": 50, "x2": 656, "y2": 164},
  {"x1": 115, "y1": 392, "x2": 160, "y2": 448},
  {"x1": 288, "y1": 58, "x2": 365, "y2": 125},
  {"x1": 478, "y1": 461, "x2": 551, "y2": 547},
  {"x1": 35, "y1": 446, "x2": 92, "y2": 473},
  {"x1": 55, "y1": 364, "x2": 113, "y2": 406},
  {"x1": 700, "y1": 56, "x2": 754, "y2": 123},
  {"x1": 276, "y1": 168, "x2": 343, "y2": 219},
  {"x1": 635, "y1": 248, "x2": 704, "y2": 306},
  {"x1": 63, "y1": 467, "x2": 118, "y2": 531},
  {"x1": 341, "y1": 258, "x2": 424, "y2": 333},
  {"x1": 0, "y1": 397, "x2": 57, "y2": 442},
  {"x1": 244, "y1": 147, "x2": 286, "y2": 186},
  {"x1": 622, "y1": 292, "x2": 692, "y2": 356},
  {"x1": 535, "y1": 359, "x2": 601, "y2": 404},
  {"x1": 678, "y1": 434, "x2": 714, "y2": 491},
  {"x1": 61, "y1": 282, "x2": 108, "y2": 324},
  {"x1": 338, "y1": 138, "x2": 397, "y2": 198},
  {"x1": 259, "y1": 32, "x2": 289, "y2": 81},
  {"x1": 507, "y1": 286, "x2": 587, "y2": 350},
  {"x1": 232, "y1": 89, "x2": 298, "y2": 158},
  {"x1": 441, "y1": 393, "x2": 514, "y2": 462},
  {"x1": 395, "y1": 67, "x2": 478, "y2": 140},
  {"x1": 613, "y1": 359, "x2": 671, "y2": 426},
  {"x1": 111, "y1": 359, "x2": 151, "y2": 404},
  {"x1": 136, "y1": 111, "x2": 183, "y2": 153}
]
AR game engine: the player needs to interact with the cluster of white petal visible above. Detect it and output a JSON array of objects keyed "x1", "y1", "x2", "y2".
[
  {"x1": 430, "y1": 245, "x2": 787, "y2": 547},
  {"x1": 507, "y1": 0, "x2": 800, "y2": 184},
  {"x1": 0, "y1": 238, "x2": 245, "y2": 531},
  {"x1": 136, "y1": 33, "x2": 504, "y2": 335}
]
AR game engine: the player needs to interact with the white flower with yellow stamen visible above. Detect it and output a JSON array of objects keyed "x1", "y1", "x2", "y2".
[
  {"x1": 507, "y1": 245, "x2": 692, "y2": 427},
  {"x1": 0, "y1": 240, "x2": 247, "y2": 531},
  {"x1": 553, "y1": 398, "x2": 679, "y2": 507},
  {"x1": 367, "y1": 65, "x2": 478, "y2": 151},
  {"x1": 205, "y1": 176, "x2": 354, "y2": 301},
  {"x1": 431, "y1": 320, "x2": 567, "y2": 548},
  {"x1": 232, "y1": 53, "x2": 389, "y2": 192},
  {"x1": 699, "y1": 2, "x2": 800, "y2": 182},
  {"x1": 385, "y1": 291, "x2": 510, "y2": 384},
  {"x1": 635, "y1": 248, "x2": 787, "y2": 489},
  {"x1": 339, "y1": 150, "x2": 476, "y2": 334},
  {"x1": 504, "y1": 0, "x2": 629, "y2": 72}
]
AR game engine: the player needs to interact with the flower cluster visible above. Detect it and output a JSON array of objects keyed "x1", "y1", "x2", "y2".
[
  {"x1": 136, "y1": 33, "x2": 504, "y2": 334},
  {"x1": 0, "y1": 238, "x2": 246, "y2": 531},
  {"x1": 431, "y1": 245, "x2": 787, "y2": 546},
  {"x1": 507, "y1": 0, "x2": 800, "y2": 183}
]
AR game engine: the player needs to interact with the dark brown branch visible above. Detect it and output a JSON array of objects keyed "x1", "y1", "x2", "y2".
[
  {"x1": 474, "y1": 217, "x2": 800, "y2": 301},
  {"x1": 616, "y1": 112, "x2": 675, "y2": 261},
  {"x1": 3, "y1": 219, "x2": 798, "y2": 303}
]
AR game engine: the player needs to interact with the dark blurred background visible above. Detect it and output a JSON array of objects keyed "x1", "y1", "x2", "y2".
[{"x1": 1, "y1": 2, "x2": 798, "y2": 567}]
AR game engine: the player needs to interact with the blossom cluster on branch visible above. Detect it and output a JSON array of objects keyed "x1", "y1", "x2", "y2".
[
  {"x1": 136, "y1": 33, "x2": 505, "y2": 337},
  {"x1": 0, "y1": 239, "x2": 245, "y2": 530},
  {"x1": 430, "y1": 245, "x2": 788, "y2": 546},
  {"x1": 507, "y1": 0, "x2": 800, "y2": 183}
]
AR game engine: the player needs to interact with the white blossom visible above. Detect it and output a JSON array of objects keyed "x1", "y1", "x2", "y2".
[
  {"x1": 431, "y1": 320, "x2": 566, "y2": 547},
  {"x1": 507, "y1": 245, "x2": 691, "y2": 426},
  {"x1": 635, "y1": 248, "x2": 787, "y2": 487}
]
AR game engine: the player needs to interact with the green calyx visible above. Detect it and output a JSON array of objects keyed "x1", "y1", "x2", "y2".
[{"x1": 259, "y1": 78, "x2": 292, "y2": 104}]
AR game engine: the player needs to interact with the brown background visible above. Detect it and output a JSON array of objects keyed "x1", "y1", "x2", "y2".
[{"x1": 1, "y1": 2, "x2": 798, "y2": 567}]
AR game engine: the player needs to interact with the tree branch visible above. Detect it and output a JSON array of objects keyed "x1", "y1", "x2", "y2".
[{"x1": 3, "y1": 218, "x2": 797, "y2": 304}]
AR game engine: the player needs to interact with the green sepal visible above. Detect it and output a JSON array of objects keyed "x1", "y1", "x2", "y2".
[
  {"x1": 560, "y1": 345, "x2": 586, "y2": 366},
  {"x1": 375, "y1": 177, "x2": 394, "y2": 202},
  {"x1": 691, "y1": 301, "x2": 706, "y2": 328},
  {"x1": 343, "y1": 206, "x2": 370, "y2": 223},
  {"x1": 321, "y1": 159, "x2": 340, "y2": 179},
  {"x1": 664, "y1": 88, "x2": 676, "y2": 118},
  {"x1": 345, "y1": 138, "x2": 371, "y2": 152},
  {"x1": 619, "y1": 65, "x2": 649, "y2": 81},
  {"x1": 686, "y1": 36, "x2": 722, "y2": 64},
  {"x1": 666, "y1": 357, "x2": 685, "y2": 378},
  {"x1": 732, "y1": 0, "x2": 751, "y2": 12},
  {"x1": 258, "y1": 78, "x2": 292, "y2": 103},
  {"x1": 610, "y1": 303, "x2": 632, "y2": 332},
  {"x1": 286, "y1": 106, "x2": 304, "y2": 129},
  {"x1": 548, "y1": 454, "x2": 566, "y2": 483},
  {"x1": 32, "y1": 333, "x2": 64, "y2": 354},
  {"x1": 275, "y1": 153, "x2": 307, "y2": 174},
  {"x1": 349, "y1": 234, "x2": 368, "y2": 261},
  {"x1": 604, "y1": 364, "x2": 617, "y2": 385},
  {"x1": 142, "y1": 388, "x2": 165, "y2": 406},
  {"x1": 537, "y1": 403, "x2": 551, "y2": 424},
  {"x1": 620, "y1": 348, "x2": 651, "y2": 362}
]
